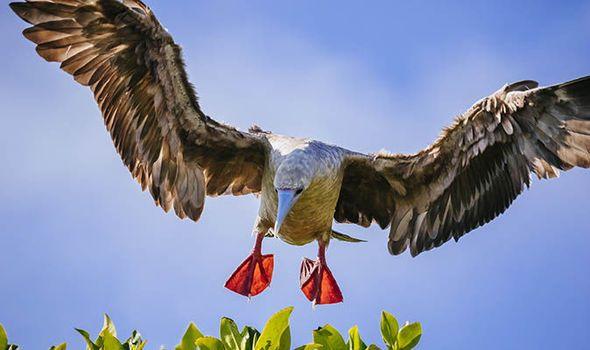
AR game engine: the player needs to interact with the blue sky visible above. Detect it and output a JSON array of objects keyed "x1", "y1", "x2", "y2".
[{"x1": 1, "y1": 1, "x2": 590, "y2": 348}]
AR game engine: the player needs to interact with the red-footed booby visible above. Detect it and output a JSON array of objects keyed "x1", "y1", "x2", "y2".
[{"x1": 10, "y1": 0, "x2": 590, "y2": 305}]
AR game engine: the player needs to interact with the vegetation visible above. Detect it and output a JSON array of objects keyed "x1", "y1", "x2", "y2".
[{"x1": 0, "y1": 307, "x2": 421, "y2": 350}]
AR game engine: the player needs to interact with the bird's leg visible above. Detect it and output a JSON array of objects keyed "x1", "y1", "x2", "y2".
[
  {"x1": 224, "y1": 231, "x2": 274, "y2": 297},
  {"x1": 300, "y1": 238, "x2": 343, "y2": 305}
]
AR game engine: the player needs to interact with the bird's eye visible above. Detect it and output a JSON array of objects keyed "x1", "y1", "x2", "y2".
[{"x1": 295, "y1": 188, "x2": 303, "y2": 195}]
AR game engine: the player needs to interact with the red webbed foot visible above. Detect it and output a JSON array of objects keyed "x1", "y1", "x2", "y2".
[
  {"x1": 225, "y1": 253, "x2": 274, "y2": 297},
  {"x1": 300, "y1": 255, "x2": 343, "y2": 305},
  {"x1": 225, "y1": 232, "x2": 274, "y2": 297}
]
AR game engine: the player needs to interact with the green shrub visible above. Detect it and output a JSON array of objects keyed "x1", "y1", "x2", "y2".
[{"x1": 0, "y1": 307, "x2": 421, "y2": 350}]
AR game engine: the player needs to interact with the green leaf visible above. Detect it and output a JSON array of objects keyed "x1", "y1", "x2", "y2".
[
  {"x1": 347, "y1": 326, "x2": 366, "y2": 350},
  {"x1": 176, "y1": 323, "x2": 205, "y2": 350},
  {"x1": 195, "y1": 337, "x2": 225, "y2": 350},
  {"x1": 219, "y1": 317, "x2": 259, "y2": 350},
  {"x1": 397, "y1": 323, "x2": 421, "y2": 350},
  {"x1": 75, "y1": 328, "x2": 99, "y2": 350},
  {"x1": 255, "y1": 306, "x2": 293, "y2": 350},
  {"x1": 50, "y1": 343, "x2": 67, "y2": 350},
  {"x1": 100, "y1": 314, "x2": 117, "y2": 338},
  {"x1": 379, "y1": 312, "x2": 399, "y2": 349},
  {"x1": 0, "y1": 324, "x2": 8, "y2": 350},
  {"x1": 133, "y1": 341, "x2": 147, "y2": 350},
  {"x1": 312, "y1": 325, "x2": 346, "y2": 350},
  {"x1": 93, "y1": 315, "x2": 118, "y2": 348},
  {"x1": 124, "y1": 330, "x2": 147, "y2": 350},
  {"x1": 366, "y1": 345, "x2": 381, "y2": 350},
  {"x1": 240, "y1": 326, "x2": 260, "y2": 350},
  {"x1": 220, "y1": 317, "x2": 242, "y2": 350},
  {"x1": 294, "y1": 344, "x2": 323, "y2": 350},
  {"x1": 102, "y1": 332, "x2": 124, "y2": 350}
]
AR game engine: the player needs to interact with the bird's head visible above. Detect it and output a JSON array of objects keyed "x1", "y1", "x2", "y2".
[{"x1": 273, "y1": 159, "x2": 315, "y2": 234}]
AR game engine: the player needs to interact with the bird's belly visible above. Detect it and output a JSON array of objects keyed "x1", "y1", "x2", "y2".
[
  {"x1": 274, "y1": 217, "x2": 325, "y2": 246},
  {"x1": 261, "y1": 185, "x2": 340, "y2": 246},
  {"x1": 275, "y1": 229, "x2": 317, "y2": 246}
]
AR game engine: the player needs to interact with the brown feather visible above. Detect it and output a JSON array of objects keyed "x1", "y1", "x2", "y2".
[
  {"x1": 340, "y1": 76, "x2": 590, "y2": 256},
  {"x1": 380, "y1": 77, "x2": 590, "y2": 255},
  {"x1": 10, "y1": 0, "x2": 269, "y2": 222}
]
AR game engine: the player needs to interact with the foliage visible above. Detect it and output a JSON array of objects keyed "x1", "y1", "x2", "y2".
[{"x1": 0, "y1": 308, "x2": 421, "y2": 350}]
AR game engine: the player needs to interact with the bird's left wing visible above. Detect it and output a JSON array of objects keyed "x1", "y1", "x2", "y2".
[
  {"x1": 11, "y1": 0, "x2": 269, "y2": 221},
  {"x1": 337, "y1": 76, "x2": 590, "y2": 256}
]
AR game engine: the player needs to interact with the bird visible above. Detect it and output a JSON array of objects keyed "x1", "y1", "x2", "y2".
[{"x1": 9, "y1": 0, "x2": 590, "y2": 306}]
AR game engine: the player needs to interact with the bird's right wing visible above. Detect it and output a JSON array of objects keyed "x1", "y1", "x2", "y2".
[
  {"x1": 338, "y1": 76, "x2": 590, "y2": 256},
  {"x1": 11, "y1": 0, "x2": 270, "y2": 221}
]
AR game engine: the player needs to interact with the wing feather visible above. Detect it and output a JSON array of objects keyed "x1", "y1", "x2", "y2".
[
  {"x1": 338, "y1": 76, "x2": 590, "y2": 256},
  {"x1": 11, "y1": 0, "x2": 269, "y2": 221}
]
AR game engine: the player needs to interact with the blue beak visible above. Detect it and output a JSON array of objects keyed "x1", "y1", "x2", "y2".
[{"x1": 274, "y1": 189, "x2": 297, "y2": 234}]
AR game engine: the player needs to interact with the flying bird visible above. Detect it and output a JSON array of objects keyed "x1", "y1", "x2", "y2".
[{"x1": 10, "y1": 0, "x2": 590, "y2": 305}]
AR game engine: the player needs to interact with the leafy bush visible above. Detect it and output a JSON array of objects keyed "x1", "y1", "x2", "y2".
[{"x1": 0, "y1": 307, "x2": 421, "y2": 350}]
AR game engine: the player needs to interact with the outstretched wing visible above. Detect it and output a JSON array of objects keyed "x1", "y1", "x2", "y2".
[
  {"x1": 337, "y1": 76, "x2": 590, "y2": 256},
  {"x1": 11, "y1": 0, "x2": 269, "y2": 221}
]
